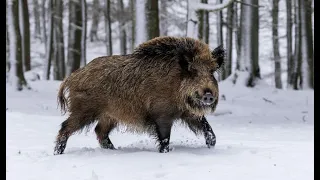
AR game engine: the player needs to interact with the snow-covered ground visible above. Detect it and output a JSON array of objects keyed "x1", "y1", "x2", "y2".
[{"x1": 6, "y1": 78, "x2": 314, "y2": 180}]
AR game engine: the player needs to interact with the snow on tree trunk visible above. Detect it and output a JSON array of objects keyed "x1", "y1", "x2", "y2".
[
  {"x1": 8, "y1": 0, "x2": 29, "y2": 90},
  {"x1": 20, "y1": 0, "x2": 31, "y2": 71},
  {"x1": 159, "y1": 0, "x2": 168, "y2": 36},
  {"x1": 197, "y1": 0, "x2": 209, "y2": 44},
  {"x1": 81, "y1": 0, "x2": 87, "y2": 67},
  {"x1": 118, "y1": 0, "x2": 127, "y2": 55},
  {"x1": 186, "y1": 0, "x2": 234, "y2": 38},
  {"x1": 104, "y1": 0, "x2": 112, "y2": 56},
  {"x1": 146, "y1": 0, "x2": 159, "y2": 40},
  {"x1": 135, "y1": 0, "x2": 146, "y2": 46},
  {"x1": 89, "y1": 0, "x2": 100, "y2": 42},
  {"x1": 222, "y1": 2, "x2": 233, "y2": 80},
  {"x1": 41, "y1": 0, "x2": 47, "y2": 51},
  {"x1": 33, "y1": 0, "x2": 41, "y2": 39},
  {"x1": 286, "y1": 0, "x2": 294, "y2": 88},
  {"x1": 53, "y1": 0, "x2": 65, "y2": 80},
  {"x1": 272, "y1": 0, "x2": 282, "y2": 89},
  {"x1": 66, "y1": 0, "x2": 82, "y2": 76},
  {"x1": 44, "y1": 0, "x2": 54, "y2": 80}
]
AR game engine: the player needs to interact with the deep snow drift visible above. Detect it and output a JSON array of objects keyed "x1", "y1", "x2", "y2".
[{"x1": 6, "y1": 78, "x2": 314, "y2": 180}]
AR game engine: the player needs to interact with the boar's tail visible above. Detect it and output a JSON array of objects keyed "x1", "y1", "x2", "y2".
[{"x1": 57, "y1": 78, "x2": 69, "y2": 115}]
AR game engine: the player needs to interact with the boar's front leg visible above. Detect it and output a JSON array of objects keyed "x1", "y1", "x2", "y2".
[{"x1": 181, "y1": 113, "x2": 216, "y2": 148}]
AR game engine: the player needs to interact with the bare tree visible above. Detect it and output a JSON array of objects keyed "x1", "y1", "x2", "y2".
[
  {"x1": 129, "y1": 0, "x2": 135, "y2": 52},
  {"x1": 104, "y1": 0, "x2": 112, "y2": 55},
  {"x1": 118, "y1": 0, "x2": 127, "y2": 55},
  {"x1": 292, "y1": 0, "x2": 301, "y2": 90},
  {"x1": 53, "y1": 0, "x2": 65, "y2": 80},
  {"x1": 272, "y1": 0, "x2": 282, "y2": 89},
  {"x1": 41, "y1": 0, "x2": 47, "y2": 50},
  {"x1": 89, "y1": 0, "x2": 100, "y2": 42},
  {"x1": 67, "y1": 0, "x2": 82, "y2": 76},
  {"x1": 8, "y1": 0, "x2": 29, "y2": 90},
  {"x1": 146, "y1": 0, "x2": 160, "y2": 40},
  {"x1": 197, "y1": 0, "x2": 209, "y2": 43},
  {"x1": 20, "y1": 0, "x2": 31, "y2": 71},
  {"x1": 216, "y1": 0, "x2": 223, "y2": 47},
  {"x1": 32, "y1": 0, "x2": 41, "y2": 39},
  {"x1": 222, "y1": 2, "x2": 234, "y2": 80},
  {"x1": 160, "y1": 0, "x2": 169, "y2": 36},
  {"x1": 81, "y1": 0, "x2": 87, "y2": 66},
  {"x1": 286, "y1": 0, "x2": 293, "y2": 88},
  {"x1": 234, "y1": 2, "x2": 241, "y2": 71},
  {"x1": 44, "y1": 0, "x2": 54, "y2": 80}
]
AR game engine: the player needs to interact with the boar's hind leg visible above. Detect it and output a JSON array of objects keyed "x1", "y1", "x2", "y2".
[
  {"x1": 181, "y1": 114, "x2": 216, "y2": 148},
  {"x1": 95, "y1": 121, "x2": 116, "y2": 150},
  {"x1": 54, "y1": 114, "x2": 95, "y2": 155}
]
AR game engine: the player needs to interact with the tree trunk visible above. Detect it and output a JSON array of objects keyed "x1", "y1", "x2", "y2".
[
  {"x1": 8, "y1": 0, "x2": 28, "y2": 90},
  {"x1": 160, "y1": 0, "x2": 168, "y2": 36},
  {"x1": 146, "y1": 0, "x2": 159, "y2": 40},
  {"x1": 286, "y1": 0, "x2": 293, "y2": 88},
  {"x1": 104, "y1": 0, "x2": 112, "y2": 55},
  {"x1": 197, "y1": 0, "x2": 209, "y2": 44},
  {"x1": 67, "y1": 0, "x2": 82, "y2": 76},
  {"x1": 293, "y1": 0, "x2": 302, "y2": 90},
  {"x1": 89, "y1": 0, "x2": 100, "y2": 42},
  {"x1": 20, "y1": 0, "x2": 31, "y2": 71},
  {"x1": 44, "y1": 0, "x2": 54, "y2": 80},
  {"x1": 130, "y1": 0, "x2": 135, "y2": 52},
  {"x1": 33, "y1": 0, "x2": 41, "y2": 39},
  {"x1": 272, "y1": 0, "x2": 282, "y2": 89},
  {"x1": 81, "y1": 0, "x2": 87, "y2": 66},
  {"x1": 135, "y1": 0, "x2": 146, "y2": 46},
  {"x1": 118, "y1": 0, "x2": 127, "y2": 55},
  {"x1": 234, "y1": 2, "x2": 241, "y2": 71},
  {"x1": 41, "y1": 0, "x2": 47, "y2": 51},
  {"x1": 53, "y1": 0, "x2": 65, "y2": 80},
  {"x1": 216, "y1": 0, "x2": 223, "y2": 47},
  {"x1": 6, "y1": 0, "x2": 10, "y2": 73},
  {"x1": 304, "y1": 0, "x2": 314, "y2": 88},
  {"x1": 223, "y1": 2, "x2": 233, "y2": 80}
]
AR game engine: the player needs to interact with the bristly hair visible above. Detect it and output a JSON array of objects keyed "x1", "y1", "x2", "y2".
[
  {"x1": 211, "y1": 45, "x2": 226, "y2": 71},
  {"x1": 131, "y1": 36, "x2": 203, "y2": 63}
]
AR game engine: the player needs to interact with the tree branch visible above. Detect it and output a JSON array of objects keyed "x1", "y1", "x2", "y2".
[
  {"x1": 234, "y1": 0, "x2": 264, "y2": 8},
  {"x1": 191, "y1": 0, "x2": 234, "y2": 12}
]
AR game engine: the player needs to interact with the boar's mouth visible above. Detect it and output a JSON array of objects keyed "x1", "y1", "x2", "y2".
[{"x1": 186, "y1": 96, "x2": 215, "y2": 111}]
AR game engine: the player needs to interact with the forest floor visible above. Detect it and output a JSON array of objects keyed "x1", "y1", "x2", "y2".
[{"x1": 6, "y1": 77, "x2": 314, "y2": 180}]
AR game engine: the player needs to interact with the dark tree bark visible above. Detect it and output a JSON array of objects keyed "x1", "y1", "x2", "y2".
[
  {"x1": 272, "y1": 0, "x2": 282, "y2": 89},
  {"x1": 146, "y1": 0, "x2": 160, "y2": 40},
  {"x1": 130, "y1": 0, "x2": 135, "y2": 52},
  {"x1": 118, "y1": 0, "x2": 127, "y2": 55},
  {"x1": 33, "y1": 0, "x2": 41, "y2": 39},
  {"x1": 197, "y1": 0, "x2": 209, "y2": 44},
  {"x1": 53, "y1": 0, "x2": 65, "y2": 80},
  {"x1": 41, "y1": 0, "x2": 47, "y2": 50},
  {"x1": 44, "y1": 0, "x2": 54, "y2": 80},
  {"x1": 104, "y1": 0, "x2": 112, "y2": 55},
  {"x1": 222, "y1": 2, "x2": 234, "y2": 80},
  {"x1": 81, "y1": 0, "x2": 87, "y2": 66},
  {"x1": 286, "y1": 0, "x2": 294, "y2": 88},
  {"x1": 20, "y1": 0, "x2": 31, "y2": 71},
  {"x1": 293, "y1": 0, "x2": 302, "y2": 90},
  {"x1": 9, "y1": 0, "x2": 28, "y2": 90},
  {"x1": 216, "y1": 0, "x2": 223, "y2": 46},
  {"x1": 66, "y1": 0, "x2": 82, "y2": 76}
]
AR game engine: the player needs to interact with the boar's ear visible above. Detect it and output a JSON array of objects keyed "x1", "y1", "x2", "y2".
[{"x1": 212, "y1": 45, "x2": 226, "y2": 69}]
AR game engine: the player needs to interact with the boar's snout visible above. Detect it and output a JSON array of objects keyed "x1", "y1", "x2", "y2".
[{"x1": 201, "y1": 92, "x2": 216, "y2": 105}]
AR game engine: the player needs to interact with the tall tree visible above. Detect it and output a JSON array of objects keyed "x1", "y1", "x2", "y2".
[
  {"x1": 44, "y1": 0, "x2": 54, "y2": 80},
  {"x1": 118, "y1": 0, "x2": 127, "y2": 55},
  {"x1": 41, "y1": 0, "x2": 47, "y2": 50},
  {"x1": 234, "y1": 2, "x2": 241, "y2": 71},
  {"x1": 20, "y1": 0, "x2": 31, "y2": 71},
  {"x1": 292, "y1": 0, "x2": 301, "y2": 89},
  {"x1": 53, "y1": 0, "x2": 65, "y2": 80},
  {"x1": 222, "y1": 2, "x2": 234, "y2": 80},
  {"x1": 32, "y1": 0, "x2": 41, "y2": 39},
  {"x1": 66, "y1": 0, "x2": 82, "y2": 76},
  {"x1": 135, "y1": 0, "x2": 146, "y2": 46},
  {"x1": 272, "y1": 0, "x2": 282, "y2": 89},
  {"x1": 146, "y1": 0, "x2": 159, "y2": 40},
  {"x1": 129, "y1": 0, "x2": 135, "y2": 52},
  {"x1": 89, "y1": 0, "x2": 100, "y2": 42},
  {"x1": 197, "y1": 0, "x2": 209, "y2": 43},
  {"x1": 81, "y1": 0, "x2": 87, "y2": 66},
  {"x1": 286, "y1": 0, "x2": 293, "y2": 88},
  {"x1": 237, "y1": 0, "x2": 260, "y2": 87},
  {"x1": 216, "y1": 0, "x2": 223, "y2": 47},
  {"x1": 104, "y1": 0, "x2": 112, "y2": 55},
  {"x1": 8, "y1": 0, "x2": 28, "y2": 90},
  {"x1": 160, "y1": 0, "x2": 169, "y2": 36}
]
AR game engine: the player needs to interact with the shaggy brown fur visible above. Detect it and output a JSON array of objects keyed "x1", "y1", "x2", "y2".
[{"x1": 54, "y1": 36, "x2": 225, "y2": 154}]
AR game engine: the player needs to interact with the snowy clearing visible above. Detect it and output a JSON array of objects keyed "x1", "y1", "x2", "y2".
[{"x1": 6, "y1": 79, "x2": 313, "y2": 180}]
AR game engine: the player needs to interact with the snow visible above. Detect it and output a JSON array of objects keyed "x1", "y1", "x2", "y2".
[{"x1": 6, "y1": 79, "x2": 314, "y2": 180}]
